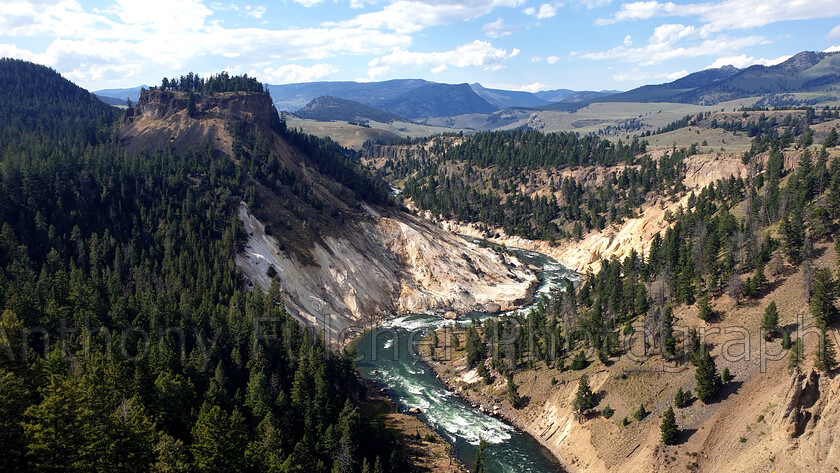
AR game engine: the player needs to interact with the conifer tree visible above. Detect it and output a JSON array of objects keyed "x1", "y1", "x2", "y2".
[
  {"x1": 788, "y1": 338, "x2": 803, "y2": 375},
  {"x1": 660, "y1": 406, "x2": 678, "y2": 445},
  {"x1": 815, "y1": 331, "x2": 838, "y2": 373},
  {"x1": 473, "y1": 438, "x2": 487, "y2": 473},
  {"x1": 674, "y1": 387, "x2": 687, "y2": 408},
  {"x1": 781, "y1": 329, "x2": 792, "y2": 349},
  {"x1": 761, "y1": 301, "x2": 780, "y2": 340},
  {"x1": 507, "y1": 376, "x2": 521, "y2": 409},
  {"x1": 810, "y1": 268, "x2": 838, "y2": 331},
  {"x1": 662, "y1": 306, "x2": 677, "y2": 360},
  {"x1": 573, "y1": 374, "x2": 594, "y2": 414},
  {"x1": 694, "y1": 348, "x2": 721, "y2": 403},
  {"x1": 697, "y1": 296, "x2": 715, "y2": 322},
  {"x1": 634, "y1": 403, "x2": 646, "y2": 421}
]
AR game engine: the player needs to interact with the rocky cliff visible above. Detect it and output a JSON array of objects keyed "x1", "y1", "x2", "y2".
[{"x1": 119, "y1": 88, "x2": 539, "y2": 344}]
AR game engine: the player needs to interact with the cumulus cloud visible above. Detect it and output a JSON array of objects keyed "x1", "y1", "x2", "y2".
[
  {"x1": 332, "y1": 0, "x2": 525, "y2": 34},
  {"x1": 519, "y1": 81, "x2": 546, "y2": 92},
  {"x1": 598, "y1": 0, "x2": 840, "y2": 32},
  {"x1": 577, "y1": 23, "x2": 767, "y2": 65},
  {"x1": 705, "y1": 54, "x2": 791, "y2": 69},
  {"x1": 825, "y1": 45, "x2": 840, "y2": 53},
  {"x1": 367, "y1": 40, "x2": 520, "y2": 78},
  {"x1": 256, "y1": 63, "x2": 338, "y2": 83},
  {"x1": 483, "y1": 17, "x2": 518, "y2": 38},
  {"x1": 523, "y1": 3, "x2": 558, "y2": 19},
  {"x1": 611, "y1": 68, "x2": 688, "y2": 82},
  {"x1": 210, "y1": 3, "x2": 267, "y2": 18},
  {"x1": 0, "y1": 0, "x2": 414, "y2": 88},
  {"x1": 572, "y1": 0, "x2": 611, "y2": 7},
  {"x1": 829, "y1": 25, "x2": 840, "y2": 38},
  {"x1": 546, "y1": 55, "x2": 560, "y2": 64}
]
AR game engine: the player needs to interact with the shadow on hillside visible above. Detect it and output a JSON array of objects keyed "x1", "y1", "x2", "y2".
[
  {"x1": 676, "y1": 428, "x2": 697, "y2": 445},
  {"x1": 718, "y1": 380, "x2": 744, "y2": 402}
]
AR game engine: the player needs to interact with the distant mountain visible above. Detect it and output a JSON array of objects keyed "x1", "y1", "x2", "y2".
[
  {"x1": 546, "y1": 51, "x2": 840, "y2": 109},
  {"x1": 295, "y1": 96, "x2": 409, "y2": 123},
  {"x1": 469, "y1": 83, "x2": 551, "y2": 109},
  {"x1": 534, "y1": 89, "x2": 620, "y2": 103},
  {"x1": 557, "y1": 90, "x2": 622, "y2": 103},
  {"x1": 269, "y1": 79, "x2": 496, "y2": 118},
  {"x1": 576, "y1": 65, "x2": 741, "y2": 105},
  {"x1": 95, "y1": 94, "x2": 129, "y2": 106},
  {"x1": 677, "y1": 51, "x2": 840, "y2": 104},
  {"x1": 378, "y1": 82, "x2": 496, "y2": 118},
  {"x1": 92, "y1": 85, "x2": 147, "y2": 103}
]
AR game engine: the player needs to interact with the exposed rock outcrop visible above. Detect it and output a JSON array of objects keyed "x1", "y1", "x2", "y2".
[{"x1": 236, "y1": 203, "x2": 538, "y2": 345}]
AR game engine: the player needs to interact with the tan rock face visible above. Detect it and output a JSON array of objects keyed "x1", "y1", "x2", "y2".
[{"x1": 236, "y1": 204, "x2": 538, "y2": 345}]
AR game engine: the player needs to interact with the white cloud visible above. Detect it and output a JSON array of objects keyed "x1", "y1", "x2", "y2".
[
  {"x1": 367, "y1": 40, "x2": 519, "y2": 78},
  {"x1": 209, "y1": 3, "x2": 267, "y2": 18},
  {"x1": 546, "y1": 55, "x2": 560, "y2": 64},
  {"x1": 706, "y1": 54, "x2": 791, "y2": 69},
  {"x1": 332, "y1": 0, "x2": 525, "y2": 34},
  {"x1": 572, "y1": 0, "x2": 611, "y2": 7},
  {"x1": 291, "y1": 0, "x2": 324, "y2": 6},
  {"x1": 524, "y1": 3, "x2": 558, "y2": 19},
  {"x1": 598, "y1": 0, "x2": 840, "y2": 32},
  {"x1": 578, "y1": 23, "x2": 767, "y2": 65},
  {"x1": 829, "y1": 25, "x2": 840, "y2": 38},
  {"x1": 257, "y1": 63, "x2": 338, "y2": 83},
  {"x1": 623, "y1": 34, "x2": 632, "y2": 45},
  {"x1": 530, "y1": 56, "x2": 543, "y2": 62},
  {"x1": 431, "y1": 64, "x2": 447, "y2": 73},
  {"x1": 483, "y1": 17, "x2": 517, "y2": 38},
  {"x1": 612, "y1": 68, "x2": 687, "y2": 82},
  {"x1": 519, "y1": 81, "x2": 546, "y2": 92},
  {"x1": 0, "y1": 0, "x2": 415, "y2": 89},
  {"x1": 824, "y1": 45, "x2": 840, "y2": 53}
]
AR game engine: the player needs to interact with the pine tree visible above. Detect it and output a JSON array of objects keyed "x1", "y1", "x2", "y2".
[
  {"x1": 465, "y1": 325, "x2": 486, "y2": 367},
  {"x1": 662, "y1": 306, "x2": 677, "y2": 360},
  {"x1": 696, "y1": 296, "x2": 715, "y2": 322},
  {"x1": 788, "y1": 338, "x2": 803, "y2": 375},
  {"x1": 674, "y1": 387, "x2": 687, "y2": 408},
  {"x1": 694, "y1": 348, "x2": 721, "y2": 403},
  {"x1": 506, "y1": 376, "x2": 521, "y2": 409},
  {"x1": 573, "y1": 374, "x2": 594, "y2": 414},
  {"x1": 633, "y1": 403, "x2": 646, "y2": 421},
  {"x1": 761, "y1": 302, "x2": 780, "y2": 340},
  {"x1": 810, "y1": 268, "x2": 838, "y2": 331},
  {"x1": 570, "y1": 350, "x2": 587, "y2": 370},
  {"x1": 815, "y1": 330, "x2": 838, "y2": 373},
  {"x1": 187, "y1": 91, "x2": 197, "y2": 118},
  {"x1": 660, "y1": 406, "x2": 678, "y2": 445},
  {"x1": 473, "y1": 438, "x2": 487, "y2": 473},
  {"x1": 781, "y1": 211, "x2": 806, "y2": 264},
  {"x1": 781, "y1": 329, "x2": 792, "y2": 349},
  {"x1": 823, "y1": 127, "x2": 838, "y2": 148}
]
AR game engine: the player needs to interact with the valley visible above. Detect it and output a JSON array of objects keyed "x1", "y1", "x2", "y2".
[{"x1": 3, "y1": 45, "x2": 840, "y2": 473}]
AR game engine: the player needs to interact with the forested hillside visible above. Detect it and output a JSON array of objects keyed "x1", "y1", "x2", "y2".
[
  {"x1": 0, "y1": 61, "x2": 403, "y2": 473},
  {"x1": 366, "y1": 131, "x2": 683, "y2": 241}
]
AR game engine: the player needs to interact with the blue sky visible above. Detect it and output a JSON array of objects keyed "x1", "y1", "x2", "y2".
[{"x1": 2, "y1": 0, "x2": 840, "y2": 92}]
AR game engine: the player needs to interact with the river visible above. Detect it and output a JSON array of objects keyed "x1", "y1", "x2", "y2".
[{"x1": 354, "y1": 248, "x2": 579, "y2": 472}]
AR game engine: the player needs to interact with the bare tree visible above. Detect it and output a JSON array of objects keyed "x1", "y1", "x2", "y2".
[{"x1": 727, "y1": 274, "x2": 745, "y2": 305}]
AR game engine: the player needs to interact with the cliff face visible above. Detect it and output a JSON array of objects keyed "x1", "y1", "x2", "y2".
[
  {"x1": 236, "y1": 203, "x2": 537, "y2": 344},
  {"x1": 119, "y1": 88, "x2": 539, "y2": 343},
  {"x1": 119, "y1": 89, "x2": 278, "y2": 156}
]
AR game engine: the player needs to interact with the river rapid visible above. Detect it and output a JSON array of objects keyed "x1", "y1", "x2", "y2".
[{"x1": 354, "y1": 248, "x2": 579, "y2": 472}]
